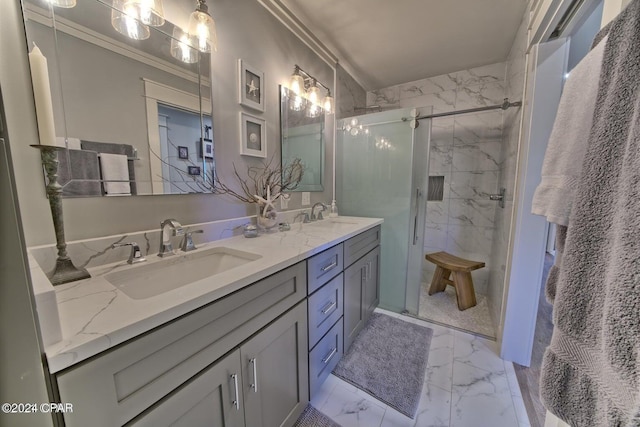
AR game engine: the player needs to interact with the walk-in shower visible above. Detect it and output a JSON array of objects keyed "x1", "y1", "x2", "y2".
[{"x1": 336, "y1": 99, "x2": 521, "y2": 338}]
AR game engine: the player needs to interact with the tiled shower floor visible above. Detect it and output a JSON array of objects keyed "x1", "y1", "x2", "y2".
[
  {"x1": 310, "y1": 309, "x2": 529, "y2": 427},
  {"x1": 418, "y1": 283, "x2": 496, "y2": 338}
]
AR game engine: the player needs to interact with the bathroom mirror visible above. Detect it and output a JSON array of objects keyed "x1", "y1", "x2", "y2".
[
  {"x1": 21, "y1": 0, "x2": 214, "y2": 197},
  {"x1": 279, "y1": 86, "x2": 324, "y2": 192}
]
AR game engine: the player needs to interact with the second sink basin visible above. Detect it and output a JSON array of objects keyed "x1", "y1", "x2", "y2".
[{"x1": 105, "y1": 247, "x2": 262, "y2": 300}]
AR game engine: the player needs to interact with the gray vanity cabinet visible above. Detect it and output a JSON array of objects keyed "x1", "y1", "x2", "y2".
[
  {"x1": 130, "y1": 302, "x2": 308, "y2": 427},
  {"x1": 55, "y1": 262, "x2": 307, "y2": 427},
  {"x1": 343, "y1": 227, "x2": 380, "y2": 353},
  {"x1": 129, "y1": 350, "x2": 245, "y2": 427},
  {"x1": 241, "y1": 302, "x2": 309, "y2": 427},
  {"x1": 363, "y1": 246, "x2": 380, "y2": 318}
]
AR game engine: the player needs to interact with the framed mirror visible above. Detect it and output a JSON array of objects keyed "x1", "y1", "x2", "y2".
[
  {"x1": 22, "y1": 0, "x2": 214, "y2": 197},
  {"x1": 279, "y1": 86, "x2": 324, "y2": 192}
]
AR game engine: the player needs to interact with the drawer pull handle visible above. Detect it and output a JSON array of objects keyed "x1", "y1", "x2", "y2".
[
  {"x1": 250, "y1": 358, "x2": 258, "y2": 393},
  {"x1": 321, "y1": 301, "x2": 337, "y2": 315},
  {"x1": 321, "y1": 261, "x2": 338, "y2": 272},
  {"x1": 322, "y1": 347, "x2": 338, "y2": 364},
  {"x1": 231, "y1": 373, "x2": 240, "y2": 410}
]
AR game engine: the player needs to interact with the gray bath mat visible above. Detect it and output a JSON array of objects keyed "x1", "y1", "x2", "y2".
[
  {"x1": 293, "y1": 404, "x2": 340, "y2": 427},
  {"x1": 333, "y1": 313, "x2": 433, "y2": 418}
]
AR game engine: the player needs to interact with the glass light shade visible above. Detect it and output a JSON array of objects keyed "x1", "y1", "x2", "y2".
[
  {"x1": 171, "y1": 28, "x2": 199, "y2": 63},
  {"x1": 111, "y1": 0, "x2": 150, "y2": 40},
  {"x1": 289, "y1": 73, "x2": 304, "y2": 96},
  {"x1": 48, "y1": 0, "x2": 76, "y2": 8},
  {"x1": 307, "y1": 84, "x2": 321, "y2": 106},
  {"x1": 306, "y1": 84, "x2": 322, "y2": 118},
  {"x1": 323, "y1": 94, "x2": 334, "y2": 114},
  {"x1": 188, "y1": 10, "x2": 217, "y2": 53},
  {"x1": 123, "y1": 0, "x2": 165, "y2": 27}
]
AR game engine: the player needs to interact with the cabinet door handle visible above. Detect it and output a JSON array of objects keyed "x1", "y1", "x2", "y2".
[
  {"x1": 321, "y1": 300, "x2": 337, "y2": 315},
  {"x1": 322, "y1": 347, "x2": 338, "y2": 364},
  {"x1": 231, "y1": 373, "x2": 240, "y2": 411},
  {"x1": 250, "y1": 358, "x2": 258, "y2": 393},
  {"x1": 368, "y1": 261, "x2": 372, "y2": 280},
  {"x1": 321, "y1": 260, "x2": 338, "y2": 272}
]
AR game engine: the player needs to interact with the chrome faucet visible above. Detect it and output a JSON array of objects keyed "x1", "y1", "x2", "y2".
[
  {"x1": 311, "y1": 202, "x2": 327, "y2": 221},
  {"x1": 180, "y1": 229, "x2": 203, "y2": 252},
  {"x1": 112, "y1": 242, "x2": 146, "y2": 264},
  {"x1": 158, "y1": 219, "x2": 184, "y2": 257}
]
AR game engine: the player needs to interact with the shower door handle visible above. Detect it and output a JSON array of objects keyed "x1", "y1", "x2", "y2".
[{"x1": 413, "y1": 188, "x2": 422, "y2": 245}]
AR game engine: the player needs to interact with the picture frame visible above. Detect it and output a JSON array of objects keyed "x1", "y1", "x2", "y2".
[
  {"x1": 187, "y1": 166, "x2": 201, "y2": 176},
  {"x1": 201, "y1": 138, "x2": 214, "y2": 160},
  {"x1": 239, "y1": 59, "x2": 265, "y2": 112},
  {"x1": 240, "y1": 112, "x2": 266, "y2": 158},
  {"x1": 178, "y1": 146, "x2": 188, "y2": 160}
]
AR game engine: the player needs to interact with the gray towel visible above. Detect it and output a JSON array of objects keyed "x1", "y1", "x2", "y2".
[
  {"x1": 540, "y1": 1, "x2": 640, "y2": 426},
  {"x1": 57, "y1": 148, "x2": 102, "y2": 197}
]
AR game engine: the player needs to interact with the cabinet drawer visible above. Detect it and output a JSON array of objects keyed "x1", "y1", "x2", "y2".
[
  {"x1": 344, "y1": 226, "x2": 380, "y2": 267},
  {"x1": 57, "y1": 261, "x2": 307, "y2": 427},
  {"x1": 309, "y1": 318, "x2": 343, "y2": 399},
  {"x1": 308, "y1": 273, "x2": 343, "y2": 349},
  {"x1": 307, "y1": 244, "x2": 343, "y2": 294}
]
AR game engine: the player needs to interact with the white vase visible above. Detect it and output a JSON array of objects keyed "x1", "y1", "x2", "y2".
[{"x1": 255, "y1": 203, "x2": 278, "y2": 232}]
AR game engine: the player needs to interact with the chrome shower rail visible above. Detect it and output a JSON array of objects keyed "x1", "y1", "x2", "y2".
[{"x1": 406, "y1": 98, "x2": 522, "y2": 122}]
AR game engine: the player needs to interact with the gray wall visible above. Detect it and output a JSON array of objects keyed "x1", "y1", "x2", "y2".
[
  {"x1": 336, "y1": 63, "x2": 366, "y2": 119},
  {"x1": 13, "y1": 0, "x2": 336, "y2": 246}
]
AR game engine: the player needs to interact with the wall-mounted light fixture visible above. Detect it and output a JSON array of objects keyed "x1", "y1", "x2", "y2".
[{"x1": 288, "y1": 65, "x2": 334, "y2": 116}]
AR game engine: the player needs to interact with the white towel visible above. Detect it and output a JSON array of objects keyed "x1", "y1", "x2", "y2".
[
  {"x1": 531, "y1": 36, "x2": 607, "y2": 226},
  {"x1": 99, "y1": 152, "x2": 131, "y2": 195}
]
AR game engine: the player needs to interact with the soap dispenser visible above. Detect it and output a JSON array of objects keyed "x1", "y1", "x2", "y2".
[{"x1": 329, "y1": 200, "x2": 339, "y2": 217}]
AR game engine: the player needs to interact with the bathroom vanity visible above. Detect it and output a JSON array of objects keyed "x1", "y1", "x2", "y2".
[{"x1": 30, "y1": 217, "x2": 381, "y2": 427}]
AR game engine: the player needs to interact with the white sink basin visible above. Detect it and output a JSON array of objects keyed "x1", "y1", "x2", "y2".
[
  {"x1": 105, "y1": 247, "x2": 262, "y2": 300},
  {"x1": 306, "y1": 218, "x2": 360, "y2": 228}
]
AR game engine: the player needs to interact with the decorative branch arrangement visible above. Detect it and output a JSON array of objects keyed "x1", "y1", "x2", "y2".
[{"x1": 213, "y1": 156, "x2": 304, "y2": 211}]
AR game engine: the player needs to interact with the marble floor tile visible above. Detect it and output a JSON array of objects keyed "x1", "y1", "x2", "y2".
[
  {"x1": 413, "y1": 383, "x2": 452, "y2": 427},
  {"x1": 450, "y1": 362, "x2": 519, "y2": 427},
  {"x1": 320, "y1": 383, "x2": 386, "y2": 427},
  {"x1": 380, "y1": 406, "x2": 416, "y2": 427},
  {"x1": 453, "y1": 332, "x2": 505, "y2": 374},
  {"x1": 314, "y1": 311, "x2": 528, "y2": 427}
]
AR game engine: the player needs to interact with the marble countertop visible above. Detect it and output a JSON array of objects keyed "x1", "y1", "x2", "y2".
[{"x1": 39, "y1": 217, "x2": 382, "y2": 374}]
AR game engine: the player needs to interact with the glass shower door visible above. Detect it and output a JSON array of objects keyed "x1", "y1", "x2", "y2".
[{"x1": 336, "y1": 107, "x2": 431, "y2": 313}]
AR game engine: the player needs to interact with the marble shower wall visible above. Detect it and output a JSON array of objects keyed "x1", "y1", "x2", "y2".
[
  {"x1": 336, "y1": 64, "x2": 367, "y2": 120},
  {"x1": 487, "y1": 11, "x2": 529, "y2": 328},
  {"x1": 367, "y1": 62, "x2": 507, "y2": 297}
]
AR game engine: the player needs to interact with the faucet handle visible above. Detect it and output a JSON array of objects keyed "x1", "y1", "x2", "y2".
[
  {"x1": 180, "y1": 230, "x2": 203, "y2": 252},
  {"x1": 112, "y1": 242, "x2": 146, "y2": 264},
  {"x1": 296, "y1": 211, "x2": 310, "y2": 223}
]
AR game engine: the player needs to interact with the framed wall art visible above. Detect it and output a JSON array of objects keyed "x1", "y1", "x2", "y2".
[
  {"x1": 240, "y1": 112, "x2": 266, "y2": 158},
  {"x1": 239, "y1": 59, "x2": 265, "y2": 112},
  {"x1": 201, "y1": 139, "x2": 214, "y2": 160}
]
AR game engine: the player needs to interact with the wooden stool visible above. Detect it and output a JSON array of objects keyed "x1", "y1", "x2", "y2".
[{"x1": 425, "y1": 251, "x2": 485, "y2": 311}]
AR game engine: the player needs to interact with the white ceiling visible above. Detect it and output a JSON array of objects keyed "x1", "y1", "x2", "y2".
[{"x1": 282, "y1": 0, "x2": 529, "y2": 90}]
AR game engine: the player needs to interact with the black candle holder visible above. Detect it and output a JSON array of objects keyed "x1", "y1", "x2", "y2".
[{"x1": 31, "y1": 145, "x2": 90, "y2": 285}]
